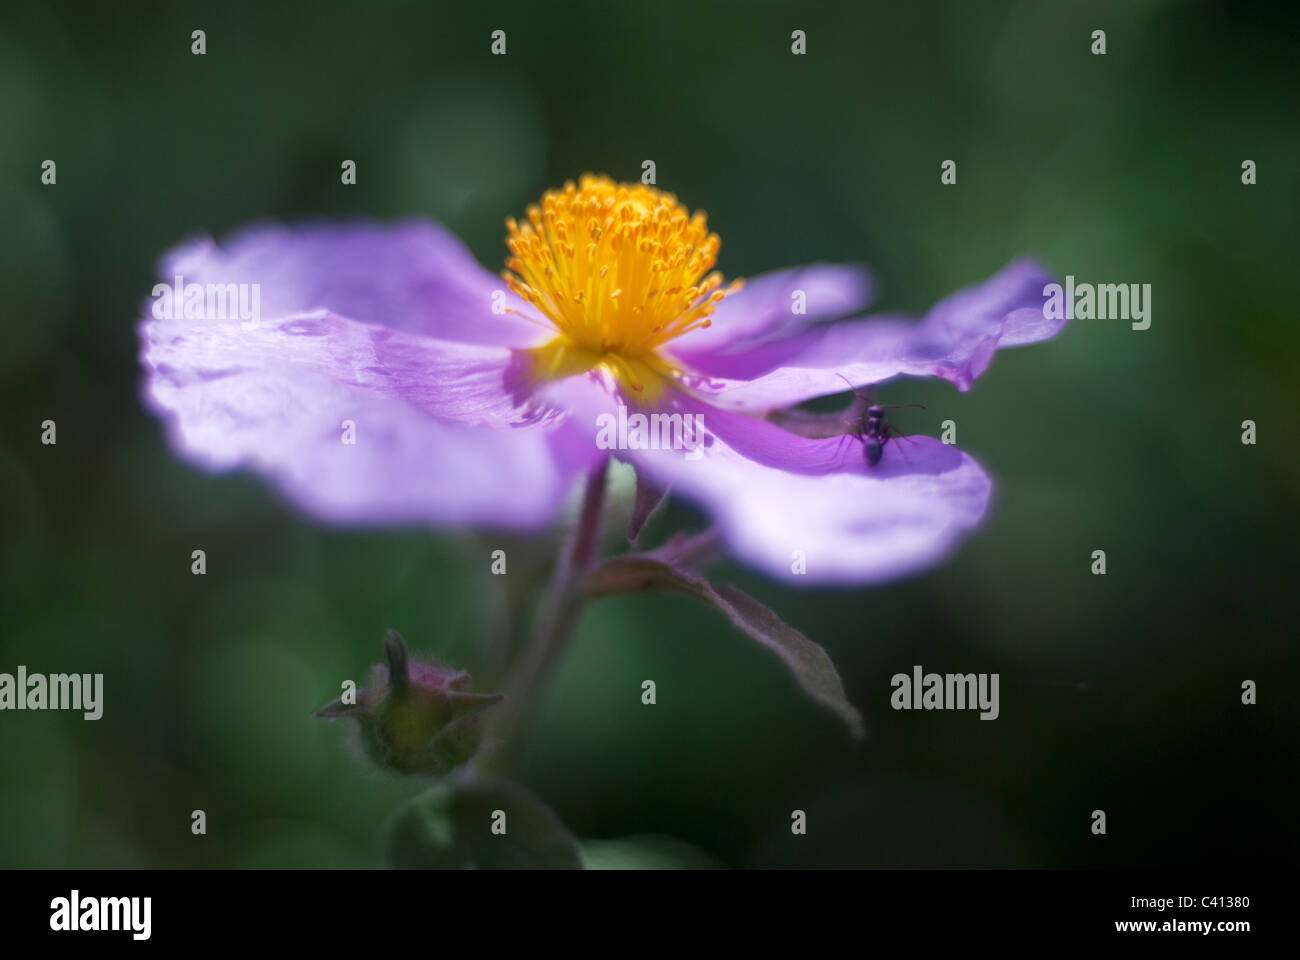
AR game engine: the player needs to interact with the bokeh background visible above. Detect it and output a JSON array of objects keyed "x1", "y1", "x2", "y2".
[{"x1": 1, "y1": 0, "x2": 1296, "y2": 868}]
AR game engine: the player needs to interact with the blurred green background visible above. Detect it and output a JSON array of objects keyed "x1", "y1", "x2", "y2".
[{"x1": 1, "y1": 0, "x2": 1296, "y2": 868}]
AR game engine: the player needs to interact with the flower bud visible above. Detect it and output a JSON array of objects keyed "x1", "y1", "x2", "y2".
[{"x1": 315, "y1": 630, "x2": 502, "y2": 776}]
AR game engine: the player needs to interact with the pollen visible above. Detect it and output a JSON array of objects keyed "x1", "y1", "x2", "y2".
[{"x1": 504, "y1": 173, "x2": 741, "y2": 401}]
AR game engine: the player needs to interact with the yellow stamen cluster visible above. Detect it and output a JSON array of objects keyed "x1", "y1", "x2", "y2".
[{"x1": 504, "y1": 173, "x2": 740, "y2": 399}]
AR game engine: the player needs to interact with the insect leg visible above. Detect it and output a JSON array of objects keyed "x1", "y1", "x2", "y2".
[
  {"x1": 881, "y1": 425, "x2": 916, "y2": 466},
  {"x1": 831, "y1": 429, "x2": 862, "y2": 465}
]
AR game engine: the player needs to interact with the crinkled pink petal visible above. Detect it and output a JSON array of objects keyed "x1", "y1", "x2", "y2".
[
  {"x1": 141, "y1": 308, "x2": 595, "y2": 529},
  {"x1": 669, "y1": 262, "x2": 871, "y2": 362},
  {"x1": 553, "y1": 381, "x2": 991, "y2": 585},
  {"x1": 637, "y1": 426, "x2": 991, "y2": 586},
  {"x1": 161, "y1": 220, "x2": 548, "y2": 348},
  {"x1": 682, "y1": 258, "x2": 1061, "y2": 411}
]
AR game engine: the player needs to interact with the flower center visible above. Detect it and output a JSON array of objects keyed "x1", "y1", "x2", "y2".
[{"x1": 504, "y1": 174, "x2": 740, "y2": 401}]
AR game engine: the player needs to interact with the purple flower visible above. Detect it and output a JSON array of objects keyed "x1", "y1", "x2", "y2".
[{"x1": 140, "y1": 174, "x2": 1065, "y2": 584}]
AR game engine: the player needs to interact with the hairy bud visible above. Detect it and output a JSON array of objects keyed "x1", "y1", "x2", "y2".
[{"x1": 315, "y1": 630, "x2": 503, "y2": 776}]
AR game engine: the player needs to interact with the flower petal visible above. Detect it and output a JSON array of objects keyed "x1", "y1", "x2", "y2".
[
  {"x1": 141, "y1": 309, "x2": 592, "y2": 528},
  {"x1": 668, "y1": 263, "x2": 872, "y2": 363},
  {"x1": 159, "y1": 220, "x2": 548, "y2": 348},
  {"x1": 684, "y1": 258, "x2": 1061, "y2": 411},
  {"x1": 627, "y1": 393, "x2": 991, "y2": 585}
]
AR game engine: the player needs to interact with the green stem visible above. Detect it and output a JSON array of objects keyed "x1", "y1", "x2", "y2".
[{"x1": 478, "y1": 458, "x2": 609, "y2": 771}]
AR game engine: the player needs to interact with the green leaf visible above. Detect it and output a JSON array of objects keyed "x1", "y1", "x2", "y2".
[
  {"x1": 387, "y1": 773, "x2": 583, "y2": 869},
  {"x1": 583, "y1": 556, "x2": 865, "y2": 739},
  {"x1": 579, "y1": 834, "x2": 724, "y2": 869}
]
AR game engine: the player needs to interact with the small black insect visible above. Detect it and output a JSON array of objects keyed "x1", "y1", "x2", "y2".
[{"x1": 834, "y1": 373, "x2": 925, "y2": 467}]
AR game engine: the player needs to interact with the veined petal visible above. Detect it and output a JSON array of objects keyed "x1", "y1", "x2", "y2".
[
  {"x1": 606, "y1": 391, "x2": 992, "y2": 585},
  {"x1": 682, "y1": 259, "x2": 1061, "y2": 411},
  {"x1": 140, "y1": 309, "x2": 592, "y2": 528},
  {"x1": 668, "y1": 262, "x2": 872, "y2": 362},
  {"x1": 160, "y1": 220, "x2": 548, "y2": 348}
]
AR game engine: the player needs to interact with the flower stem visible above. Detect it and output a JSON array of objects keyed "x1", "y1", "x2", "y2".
[
  {"x1": 569, "y1": 458, "x2": 611, "y2": 574},
  {"x1": 477, "y1": 458, "x2": 609, "y2": 772}
]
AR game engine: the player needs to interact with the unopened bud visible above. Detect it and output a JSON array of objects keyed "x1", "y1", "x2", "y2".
[{"x1": 315, "y1": 630, "x2": 502, "y2": 776}]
